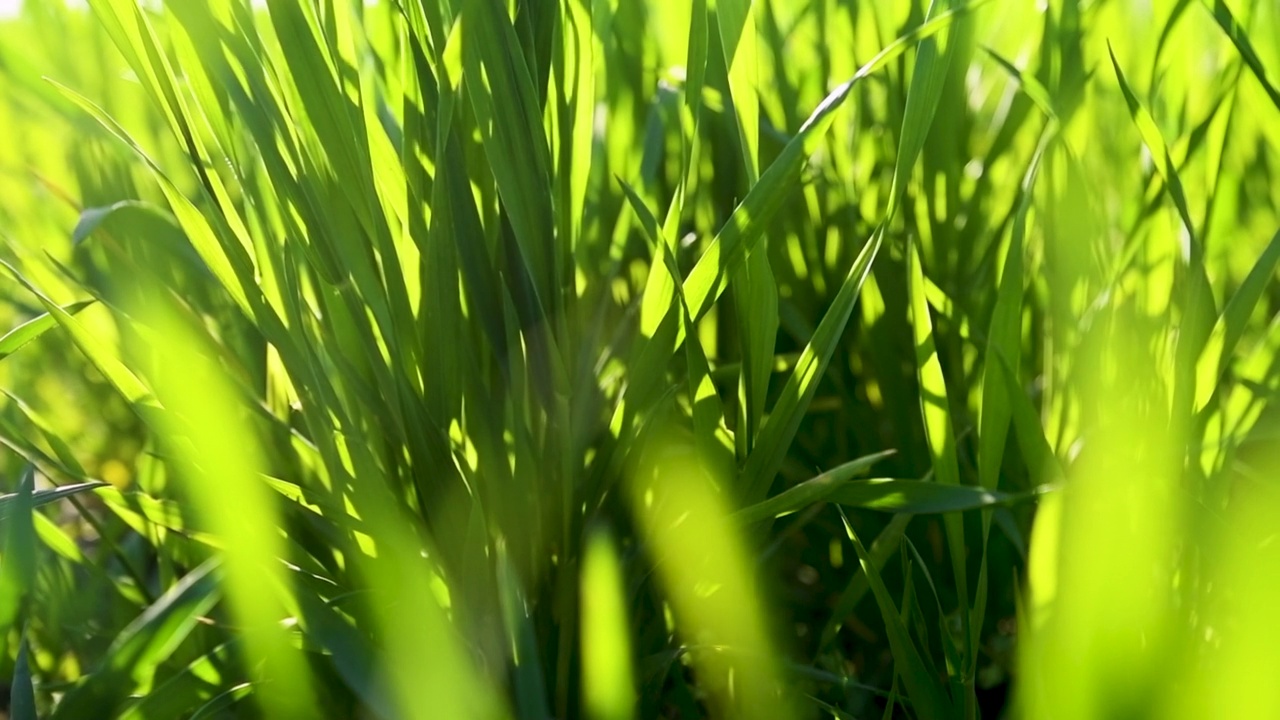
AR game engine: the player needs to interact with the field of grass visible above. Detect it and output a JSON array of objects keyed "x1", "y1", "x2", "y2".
[{"x1": 0, "y1": 0, "x2": 1278, "y2": 717}]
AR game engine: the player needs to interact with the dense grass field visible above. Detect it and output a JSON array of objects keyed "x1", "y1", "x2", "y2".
[{"x1": 0, "y1": 0, "x2": 1278, "y2": 717}]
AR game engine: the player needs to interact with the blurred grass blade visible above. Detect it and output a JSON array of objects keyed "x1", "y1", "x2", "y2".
[
  {"x1": 137, "y1": 296, "x2": 319, "y2": 718},
  {"x1": 0, "y1": 254, "x2": 154, "y2": 413},
  {"x1": 631, "y1": 431, "x2": 796, "y2": 720},
  {"x1": 581, "y1": 529, "x2": 636, "y2": 720}
]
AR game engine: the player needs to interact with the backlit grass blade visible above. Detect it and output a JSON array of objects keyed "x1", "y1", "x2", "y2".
[
  {"x1": 461, "y1": 0, "x2": 558, "y2": 309},
  {"x1": 982, "y1": 48, "x2": 1058, "y2": 120},
  {"x1": 619, "y1": 177, "x2": 730, "y2": 474},
  {"x1": 680, "y1": 0, "x2": 989, "y2": 325},
  {"x1": 742, "y1": 0, "x2": 962, "y2": 504},
  {"x1": 52, "y1": 560, "x2": 222, "y2": 719},
  {"x1": 0, "y1": 299, "x2": 93, "y2": 361},
  {"x1": 1195, "y1": 228, "x2": 1280, "y2": 411},
  {"x1": 991, "y1": 351, "x2": 1065, "y2": 487},
  {"x1": 906, "y1": 238, "x2": 963, "y2": 485},
  {"x1": 716, "y1": 0, "x2": 776, "y2": 459},
  {"x1": 0, "y1": 258, "x2": 157, "y2": 410},
  {"x1": 553, "y1": 0, "x2": 602, "y2": 262},
  {"x1": 972, "y1": 128, "x2": 1052, "y2": 678},
  {"x1": 734, "y1": 449, "x2": 893, "y2": 523},
  {"x1": 45, "y1": 79, "x2": 256, "y2": 315},
  {"x1": 1109, "y1": 43, "x2": 1218, "y2": 422},
  {"x1": 1200, "y1": 0, "x2": 1280, "y2": 111},
  {"x1": 907, "y1": 232, "x2": 971, "y2": 698},
  {"x1": 739, "y1": 226, "x2": 884, "y2": 501}
]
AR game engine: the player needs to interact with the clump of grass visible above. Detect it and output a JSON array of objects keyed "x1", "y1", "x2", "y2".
[{"x1": 0, "y1": 0, "x2": 1277, "y2": 718}]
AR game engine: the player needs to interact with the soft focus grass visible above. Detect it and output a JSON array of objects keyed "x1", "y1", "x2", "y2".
[{"x1": 0, "y1": 0, "x2": 1278, "y2": 718}]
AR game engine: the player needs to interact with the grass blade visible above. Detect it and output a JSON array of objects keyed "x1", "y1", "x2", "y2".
[
  {"x1": 0, "y1": 300, "x2": 94, "y2": 362},
  {"x1": 842, "y1": 510, "x2": 950, "y2": 719},
  {"x1": 734, "y1": 450, "x2": 894, "y2": 523}
]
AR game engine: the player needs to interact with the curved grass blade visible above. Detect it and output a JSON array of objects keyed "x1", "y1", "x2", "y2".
[
  {"x1": 734, "y1": 450, "x2": 895, "y2": 523},
  {"x1": 1195, "y1": 229, "x2": 1280, "y2": 410},
  {"x1": 0, "y1": 258, "x2": 159, "y2": 412},
  {"x1": 117, "y1": 641, "x2": 236, "y2": 720},
  {"x1": 52, "y1": 560, "x2": 222, "y2": 719},
  {"x1": 189, "y1": 683, "x2": 253, "y2": 720},
  {"x1": 982, "y1": 47, "x2": 1058, "y2": 120},
  {"x1": 0, "y1": 300, "x2": 94, "y2": 362}
]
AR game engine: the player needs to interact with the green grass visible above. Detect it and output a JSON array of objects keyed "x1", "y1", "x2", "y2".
[{"x1": 0, "y1": 0, "x2": 1278, "y2": 718}]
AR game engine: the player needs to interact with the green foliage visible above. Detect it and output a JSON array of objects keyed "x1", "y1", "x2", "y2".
[{"x1": 0, "y1": 0, "x2": 1278, "y2": 718}]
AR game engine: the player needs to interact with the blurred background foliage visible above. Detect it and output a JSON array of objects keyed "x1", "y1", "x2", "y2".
[{"x1": 0, "y1": 0, "x2": 1277, "y2": 718}]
